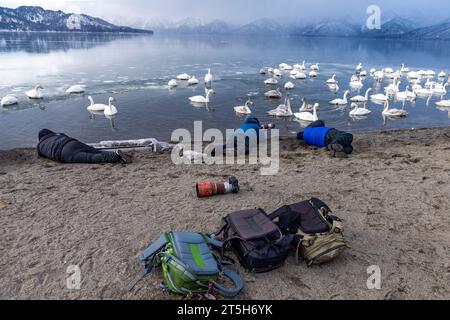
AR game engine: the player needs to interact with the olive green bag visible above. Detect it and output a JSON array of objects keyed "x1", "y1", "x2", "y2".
[{"x1": 269, "y1": 198, "x2": 348, "y2": 266}]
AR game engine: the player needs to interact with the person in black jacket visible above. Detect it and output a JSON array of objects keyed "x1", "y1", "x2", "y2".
[{"x1": 37, "y1": 129, "x2": 131, "y2": 164}]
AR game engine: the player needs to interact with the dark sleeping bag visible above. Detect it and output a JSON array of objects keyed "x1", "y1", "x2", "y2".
[{"x1": 37, "y1": 129, "x2": 120, "y2": 164}]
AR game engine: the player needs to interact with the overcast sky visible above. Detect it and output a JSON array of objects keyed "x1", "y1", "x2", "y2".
[{"x1": 1, "y1": 0, "x2": 448, "y2": 24}]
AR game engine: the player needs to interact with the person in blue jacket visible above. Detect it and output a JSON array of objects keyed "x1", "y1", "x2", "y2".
[
  {"x1": 297, "y1": 120, "x2": 354, "y2": 158},
  {"x1": 211, "y1": 116, "x2": 272, "y2": 157}
]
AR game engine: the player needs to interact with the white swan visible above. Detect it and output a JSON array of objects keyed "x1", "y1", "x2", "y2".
[
  {"x1": 26, "y1": 85, "x2": 44, "y2": 99},
  {"x1": 104, "y1": 97, "x2": 118, "y2": 117},
  {"x1": 396, "y1": 86, "x2": 416, "y2": 101},
  {"x1": 299, "y1": 61, "x2": 306, "y2": 70},
  {"x1": 66, "y1": 85, "x2": 85, "y2": 94},
  {"x1": 234, "y1": 99, "x2": 253, "y2": 115},
  {"x1": 400, "y1": 64, "x2": 410, "y2": 73},
  {"x1": 328, "y1": 83, "x2": 339, "y2": 92},
  {"x1": 259, "y1": 68, "x2": 266, "y2": 75},
  {"x1": 426, "y1": 70, "x2": 436, "y2": 77},
  {"x1": 356, "y1": 63, "x2": 363, "y2": 72},
  {"x1": 350, "y1": 76, "x2": 363, "y2": 88},
  {"x1": 204, "y1": 69, "x2": 213, "y2": 84},
  {"x1": 386, "y1": 71, "x2": 401, "y2": 80},
  {"x1": 360, "y1": 70, "x2": 368, "y2": 77},
  {"x1": 189, "y1": 89, "x2": 215, "y2": 104},
  {"x1": 310, "y1": 63, "x2": 319, "y2": 71},
  {"x1": 273, "y1": 69, "x2": 283, "y2": 77},
  {"x1": 351, "y1": 88, "x2": 372, "y2": 102},
  {"x1": 415, "y1": 87, "x2": 433, "y2": 96},
  {"x1": 436, "y1": 100, "x2": 450, "y2": 107},
  {"x1": 299, "y1": 97, "x2": 320, "y2": 112},
  {"x1": 187, "y1": 76, "x2": 199, "y2": 86},
  {"x1": 284, "y1": 81, "x2": 295, "y2": 90},
  {"x1": 374, "y1": 70, "x2": 384, "y2": 82},
  {"x1": 168, "y1": 79, "x2": 178, "y2": 87},
  {"x1": 309, "y1": 70, "x2": 318, "y2": 78},
  {"x1": 384, "y1": 79, "x2": 401, "y2": 94},
  {"x1": 371, "y1": 92, "x2": 389, "y2": 102},
  {"x1": 87, "y1": 96, "x2": 107, "y2": 112},
  {"x1": 294, "y1": 72, "x2": 307, "y2": 79},
  {"x1": 327, "y1": 74, "x2": 338, "y2": 84},
  {"x1": 350, "y1": 103, "x2": 371, "y2": 116},
  {"x1": 294, "y1": 103, "x2": 319, "y2": 122},
  {"x1": 329, "y1": 90, "x2": 350, "y2": 105},
  {"x1": 438, "y1": 71, "x2": 447, "y2": 78},
  {"x1": 407, "y1": 71, "x2": 419, "y2": 79},
  {"x1": 177, "y1": 73, "x2": 190, "y2": 80},
  {"x1": 264, "y1": 88, "x2": 282, "y2": 99},
  {"x1": 268, "y1": 95, "x2": 293, "y2": 117},
  {"x1": 1, "y1": 94, "x2": 18, "y2": 106},
  {"x1": 433, "y1": 83, "x2": 448, "y2": 95},
  {"x1": 382, "y1": 100, "x2": 407, "y2": 117},
  {"x1": 265, "y1": 78, "x2": 278, "y2": 85},
  {"x1": 384, "y1": 67, "x2": 394, "y2": 74}
]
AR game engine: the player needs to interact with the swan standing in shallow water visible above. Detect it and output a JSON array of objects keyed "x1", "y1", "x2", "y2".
[
  {"x1": 26, "y1": 85, "x2": 44, "y2": 99},
  {"x1": 234, "y1": 99, "x2": 253, "y2": 115},
  {"x1": 268, "y1": 95, "x2": 293, "y2": 117},
  {"x1": 1, "y1": 94, "x2": 18, "y2": 106},
  {"x1": 66, "y1": 85, "x2": 85, "y2": 94},
  {"x1": 329, "y1": 90, "x2": 350, "y2": 105},
  {"x1": 189, "y1": 89, "x2": 215, "y2": 104},
  {"x1": 382, "y1": 100, "x2": 407, "y2": 117},
  {"x1": 264, "y1": 88, "x2": 282, "y2": 99},
  {"x1": 104, "y1": 97, "x2": 118, "y2": 117},
  {"x1": 349, "y1": 103, "x2": 371, "y2": 116},
  {"x1": 294, "y1": 103, "x2": 319, "y2": 122},
  {"x1": 351, "y1": 88, "x2": 372, "y2": 102}
]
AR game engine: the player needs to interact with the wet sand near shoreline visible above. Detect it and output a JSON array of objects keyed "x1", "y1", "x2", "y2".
[{"x1": 0, "y1": 127, "x2": 449, "y2": 300}]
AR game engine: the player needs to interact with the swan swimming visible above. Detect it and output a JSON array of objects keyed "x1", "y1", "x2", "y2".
[
  {"x1": 299, "y1": 97, "x2": 320, "y2": 112},
  {"x1": 350, "y1": 76, "x2": 364, "y2": 89},
  {"x1": 396, "y1": 86, "x2": 416, "y2": 101},
  {"x1": 356, "y1": 63, "x2": 363, "y2": 72},
  {"x1": 350, "y1": 103, "x2": 371, "y2": 117},
  {"x1": 26, "y1": 85, "x2": 44, "y2": 99},
  {"x1": 265, "y1": 78, "x2": 279, "y2": 85},
  {"x1": 327, "y1": 74, "x2": 338, "y2": 84},
  {"x1": 264, "y1": 88, "x2": 282, "y2": 99},
  {"x1": 293, "y1": 72, "x2": 307, "y2": 79},
  {"x1": 104, "y1": 97, "x2": 118, "y2": 117},
  {"x1": 385, "y1": 79, "x2": 401, "y2": 94},
  {"x1": 268, "y1": 95, "x2": 293, "y2": 117},
  {"x1": 310, "y1": 63, "x2": 319, "y2": 71},
  {"x1": 189, "y1": 89, "x2": 215, "y2": 104},
  {"x1": 436, "y1": 100, "x2": 450, "y2": 107},
  {"x1": 438, "y1": 71, "x2": 447, "y2": 78},
  {"x1": 329, "y1": 90, "x2": 350, "y2": 105},
  {"x1": 433, "y1": 83, "x2": 448, "y2": 95},
  {"x1": 351, "y1": 88, "x2": 372, "y2": 102},
  {"x1": 400, "y1": 64, "x2": 410, "y2": 73},
  {"x1": 294, "y1": 103, "x2": 319, "y2": 122},
  {"x1": 204, "y1": 69, "x2": 213, "y2": 85},
  {"x1": 382, "y1": 100, "x2": 407, "y2": 117},
  {"x1": 177, "y1": 73, "x2": 190, "y2": 80},
  {"x1": 309, "y1": 70, "x2": 318, "y2": 78},
  {"x1": 284, "y1": 82, "x2": 295, "y2": 90},
  {"x1": 259, "y1": 68, "x2": 266, "y2": 75},
  {"x1": 168, "y1": 79, "x2": 178, "y2": 87},
  {"x1": 187, "y1": 76, "x2": 199, "y2": 86},
  {"x1": 234, "y1": 99, "x2": 253, "y2": 115},
  {"x1": 66, "y1": 85, "x2": 85, "y2": 94},
  {"x1": 87, "y1": 96, "x2": 108, "y2": 112},
  {"x1": 1, "y1": 94, "x2": 18, "y2": 106},
  {"x1": 371, "y1": 92, "x2": 390, "y2": 102}
]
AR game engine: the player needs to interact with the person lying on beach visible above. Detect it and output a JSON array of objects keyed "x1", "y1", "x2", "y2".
[
  {"x1": 37, "y1": 129, "x2": 132, "y2": 164},
  {"x1": 297, "y1": 121, "x2": 354, "y2": 158},
  {"x1": 211, "y1": 116, "x2": 273, "y2": 157}
]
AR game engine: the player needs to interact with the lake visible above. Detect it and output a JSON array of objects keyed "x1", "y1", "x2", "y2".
[{"x1": 0, "y1": 32, "x2": 449, "y2": 150}]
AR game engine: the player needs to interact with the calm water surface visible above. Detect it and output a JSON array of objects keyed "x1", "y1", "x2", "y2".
[{"x1": 0, "y1": 32, "x2": 449, "y2": 149}]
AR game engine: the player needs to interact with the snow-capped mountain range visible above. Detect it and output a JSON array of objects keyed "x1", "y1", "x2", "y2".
[
  {"x1": 1, "y1": 6, "x2": 450, "y2": 40},
  {"x1": 0, "y1": 6, "x2": 152, "y2": 33}
]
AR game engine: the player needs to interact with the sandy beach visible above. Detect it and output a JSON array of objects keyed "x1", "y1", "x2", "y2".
[{"x1": 0, "y1": 127, "x2": 449, "y2": 300}]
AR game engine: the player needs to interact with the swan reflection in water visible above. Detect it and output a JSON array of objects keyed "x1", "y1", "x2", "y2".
[{"x1": 89, "y1": 111, "x2": 118, "y2": 132}]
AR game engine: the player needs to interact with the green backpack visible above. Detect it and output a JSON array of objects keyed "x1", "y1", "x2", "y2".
[{"x1": 133, "y1": 232, "x2": 244, "y2": 298}]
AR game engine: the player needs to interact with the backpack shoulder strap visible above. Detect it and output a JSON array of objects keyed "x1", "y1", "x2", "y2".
[
  {"x1": 211, "y1": 268, "x2": 244, "y2": 298},
  {"x1": 140, "y1": 234, "x2": 168, "y2": 263}
]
